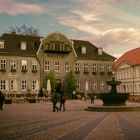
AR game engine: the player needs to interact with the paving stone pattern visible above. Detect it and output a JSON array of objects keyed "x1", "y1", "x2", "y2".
[{"x1": 0, "y1": 100, "x2": 140, "y2": 140}]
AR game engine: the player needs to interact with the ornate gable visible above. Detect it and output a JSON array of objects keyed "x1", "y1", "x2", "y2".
[
  {"x1": 42, "y1": 32, "x2": 72, "y2": 53},
  {"x1": 118, "y1": 62, "x2": 132, "y2": 69}
]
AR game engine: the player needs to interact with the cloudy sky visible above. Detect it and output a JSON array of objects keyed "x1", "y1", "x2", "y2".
[{"x1": 0, "y1": 0, "x2": 140, "y2": 58}]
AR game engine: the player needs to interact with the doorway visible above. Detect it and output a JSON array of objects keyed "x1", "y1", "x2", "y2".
[{"x1": 55, "y1": 79, "x2": 61, "y2": 94}]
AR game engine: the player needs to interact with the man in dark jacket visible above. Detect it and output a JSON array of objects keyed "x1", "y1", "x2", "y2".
[
  {"x1": 52, "y1": 92, "x2": 59, "y2": 112},
  {"x1": 0, "y1": 91, "x2": 5, "y2": 110}
]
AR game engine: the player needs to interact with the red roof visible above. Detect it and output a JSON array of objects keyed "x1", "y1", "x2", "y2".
[{"x1": 115, "y1": 47, "x2": 140, "y2": 68}]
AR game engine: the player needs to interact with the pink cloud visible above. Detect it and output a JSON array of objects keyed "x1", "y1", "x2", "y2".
[{"x1": 0, "y1": 0, "x2": 48, "y2": 15}]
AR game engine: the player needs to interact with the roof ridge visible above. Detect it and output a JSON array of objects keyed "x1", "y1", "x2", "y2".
[{"x1": 2, "y1": 33, "x2": 40, "y2": 38}]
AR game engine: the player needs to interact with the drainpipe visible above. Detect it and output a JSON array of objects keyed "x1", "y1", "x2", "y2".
[{"x1": 132, "y1": 66, "x2": 134, "y2": 102}]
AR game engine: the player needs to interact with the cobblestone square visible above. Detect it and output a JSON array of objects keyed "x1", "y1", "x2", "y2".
[{"x1": 0, "y1": 100, "x2": 140, "y2": 140}]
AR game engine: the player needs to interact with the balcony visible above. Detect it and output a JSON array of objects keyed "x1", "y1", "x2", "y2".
[
  {"x1": 32, "y1": 69, "x2": 38, "y2": 73},
  {"x1": 10, "y1": 68, "x2": 16, "y2": 72},
  {"x1": 92, "y1": 71, "x2": 97, "y2": 75},
  {"x1": 107, "y1": 71, "x2": 112, "y2": 75},
  {"x1": 0, "y1": 68, "x2": 6, "y2": 72},
  {"x1": 43, "y1": 43, "x2": 72, "y2": 53},
  {"x1": 21, "y1": 69, "x2": 28, "y2": 73},
  {"x1": 100, "y1": 71, "x2": 105, "y2": 74},
  {"x1": 75, "y1": 70, "x2": 80, "y2": 74},
  {"x1": 83, "y1": 71, "x2": 89, "y2": 74}
]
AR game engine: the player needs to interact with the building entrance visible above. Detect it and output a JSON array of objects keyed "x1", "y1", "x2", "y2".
[{"x1": 55, "y1": 79, "x2": 61, "y2": 94}]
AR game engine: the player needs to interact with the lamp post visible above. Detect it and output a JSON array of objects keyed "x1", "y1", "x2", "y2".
[{"x1": 73, "y1": 91, "x2": 76, "y2": 99}]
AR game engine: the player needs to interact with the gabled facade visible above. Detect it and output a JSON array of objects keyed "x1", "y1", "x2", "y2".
[
  {"x1": 115, "y1": 48, "x2": 140, "y2": 97},
  {"x1": 0, "y1": 32, "x2": 115, "y2": 98}
]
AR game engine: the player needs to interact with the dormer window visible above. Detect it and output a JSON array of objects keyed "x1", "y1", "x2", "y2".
[
  {"x1": 0, "y1": 41, "x2": 4, "y2": 49},
  {"x1": 21, "y1": 41, "x2": 26, "y2": 50},
  {"x1": 81, "y1": 46, "x2": 86, "y2": 54},
  {"x1": 98, "y1": 47, "x2": 103, "y2": 55}
]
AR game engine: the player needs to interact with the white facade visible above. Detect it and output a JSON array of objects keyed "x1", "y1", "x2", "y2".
[{"x1": 115, "y1": 62, "x2": 140, "y2": 96}]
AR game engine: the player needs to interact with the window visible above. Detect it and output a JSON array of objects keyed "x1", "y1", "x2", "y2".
[
  {"x1": 50, "y1": 43, "x2": 55, "y2": 50},
  {"x1": 64, "y1": 62, "x2": 70, "y2": 72},
  {"x1": 32, "y1": 61, "x2": 37, "y2": 70},
  {"x1": 0, "y1": 59, "x2": 6, "y2": 70},
  {"x1": 106, "y1": 64, "x2": 112, "y2": 72},
  {"x1": 13, "y1": 80, "x2": 17, "y2": 91},
  {"x1": 99, "y1": 64, "x2": 104, "y2": 72},
  {"x1": 10, "y1": 60, "x2": 16, "y2": 70},
  {"x1": 10, "y1": 80, "x2": 17, "y2": 91},
  {"x1": 76, "y1": 81, "x2": 80, "y2": 90},
  {"x1": 92, "y1": 81, "x2": 97, "y2": 91},
  {"x1": 54, "y1": 62, "x2": 60, "y2": 72},
  {"x1": 21, "y1": 41, "x2": 26, "y2": 50},
  {"x1": 32, "y1": 80, "x2": 39, "y2": 90},
  {"x1": 10, "y1": 80, "x2": 14, "y2": 90},
  {"x1": 98, "y1": 48, "x2": 103, "y2": 55},
  {"x1": 100, "y1": 81, "x2": 105, "y2": 91},
  {"x1": 81, "y1": 46, "x2": 86, "y2": 54},
  {"x1": 92, "y1": 64, "x2": 97, "y2": 72},
  {"x1": 83, "y1": 63, "x2": 89, "y2": 73},
  {"x1": 55, "y1": 44, "x2": 60, "y2": 51},
  {"x1": 0, "y1": 41, "x2": 4, "y2": 49},
  {"x1": 84, "y1": 81, "x2": 89, "y2": 90},
  {"x1": 0, "y1": 80, "x2": 6, "y2": 90},
  {"x1": 75, "y1": 63, "x2": 80, "y2": 72},
  {"x1": 21, "y1": 80, "x2": 27, "y2": 91},
  {"x1": 21, "y1": 60, "x2": 27, "y2": 70},
  {"x1": 60, "y1": 44, "x2": 65, "y2": 51},
  {"x1": 44, "y1": 61, "x2": 50, "y2": 71},
  {"x1": 32, "y1": 80, "x2": 36, "y2": 90}
]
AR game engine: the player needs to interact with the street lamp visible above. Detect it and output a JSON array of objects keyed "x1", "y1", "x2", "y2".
[{"x1": 73, "y1": 91, "x2": 76, "y2": 99}]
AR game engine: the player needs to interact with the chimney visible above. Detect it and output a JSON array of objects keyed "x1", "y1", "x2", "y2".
[
  {"x1": 11, "y1": 32, "x2": 16, "y2": 35},
  {"x1": 98, "y1": 47, "x2": 103, "y2": 55}
]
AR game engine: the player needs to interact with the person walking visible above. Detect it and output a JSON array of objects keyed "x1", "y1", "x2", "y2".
[
  {"x1": 52, "y1": 91, "x2": 59, "y2": 112},
  {"x1": 0, "y1": 91, "x2": 5, "y2": 110},
  {"x1": 59, "y1": 93, "x2": 66, "y2": 111},
  {"x1": 90, "y1": 93, "x2": 94, "y2": 104}
]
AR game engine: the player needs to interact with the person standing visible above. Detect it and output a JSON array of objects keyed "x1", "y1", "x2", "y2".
[
  {"x1": 90, "y1": 93, "x2": 94, "y2": 104},
  {"x1": 59, "y1": 93, "x2": 66, "y2": 111},
  {"x1": 0, "y1": 91, "x2": 5, "y2": 110},
  {"x1": 52, "y1": 91, "x2": 59, "y2": 112}
]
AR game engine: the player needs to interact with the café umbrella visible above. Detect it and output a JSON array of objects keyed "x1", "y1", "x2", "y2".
[
  {"x1": 85, "y1": 81, "x2": 89, "y2": 91},
  {"x1": 35, "y1": 81, "x2": 39, "y2": 91},
  {"x1": 14, "y1": 80, "x2": 17, "y2": 91},
  {"x1": 84, "y1": 81, "x2": 89, "y2": 100},
  {"x1": 47, "y1": 79, "x2": 51, "y2": 95}
]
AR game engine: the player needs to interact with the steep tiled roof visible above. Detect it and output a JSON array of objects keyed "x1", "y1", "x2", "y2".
[
  {"x1": 0, "y1": 33, "x2": 40, "y2": 56},
  {"x1": 72, "y1": 40, "x2": 116, "y2": 61},
  {"x1": 115, "y1": 47, "x2": 140, "y2": 68},
  {"x1": 0, "y1": 33, "x2": 115, "y2": 61}
]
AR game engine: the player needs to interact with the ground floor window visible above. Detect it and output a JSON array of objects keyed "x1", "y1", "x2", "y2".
[{"x1": 0, "y1": 80, "x2": 5, "y2": 90}]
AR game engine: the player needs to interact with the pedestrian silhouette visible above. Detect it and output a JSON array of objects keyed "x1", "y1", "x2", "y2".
[
  {"x1": 52, "y1": 91, "x2": 59, "y2": 112},
  {"x1": 0, "y1": 91, "x2": 5, "y2": 110},
  {"x1": 90, "y1": 93, "x2": 94, "y2": 104},
  {"x1": 59, "y1": 92, "x2": 66, "y2": 111}
]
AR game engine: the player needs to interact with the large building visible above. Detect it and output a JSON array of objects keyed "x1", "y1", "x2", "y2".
[
  {"x1": 0, "y1": 32, "x2": 115, "y2": 98},
  {"x1": 115, "y1": 47, "x2": 140, "y2": 98}
]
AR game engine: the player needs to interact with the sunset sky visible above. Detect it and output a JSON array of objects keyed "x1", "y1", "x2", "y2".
[{"x1": 0, "y1": 0, "x2": 140, "y2": 58}]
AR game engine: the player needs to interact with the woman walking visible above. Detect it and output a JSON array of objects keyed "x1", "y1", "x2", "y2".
[{"x1": 59, "y1": 92, "x2": 66, "y2": 111}]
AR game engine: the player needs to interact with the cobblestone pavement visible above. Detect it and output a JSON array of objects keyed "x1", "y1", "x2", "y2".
[{"x1": 0, "y1": 100, "x2": 140, "y2": 140}]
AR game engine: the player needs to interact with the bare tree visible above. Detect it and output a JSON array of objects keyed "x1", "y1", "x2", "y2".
[{"x1": 7, "y1": 24, "x2": 40, "y2": 36}]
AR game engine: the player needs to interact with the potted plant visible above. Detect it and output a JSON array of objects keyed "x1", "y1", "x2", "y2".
[
  {"x1": 5, "y1": 98, "x2": 12, "y2": 104},
  {"x1": 28, "y1": 98, "x2": 36, "y2": 103}
]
